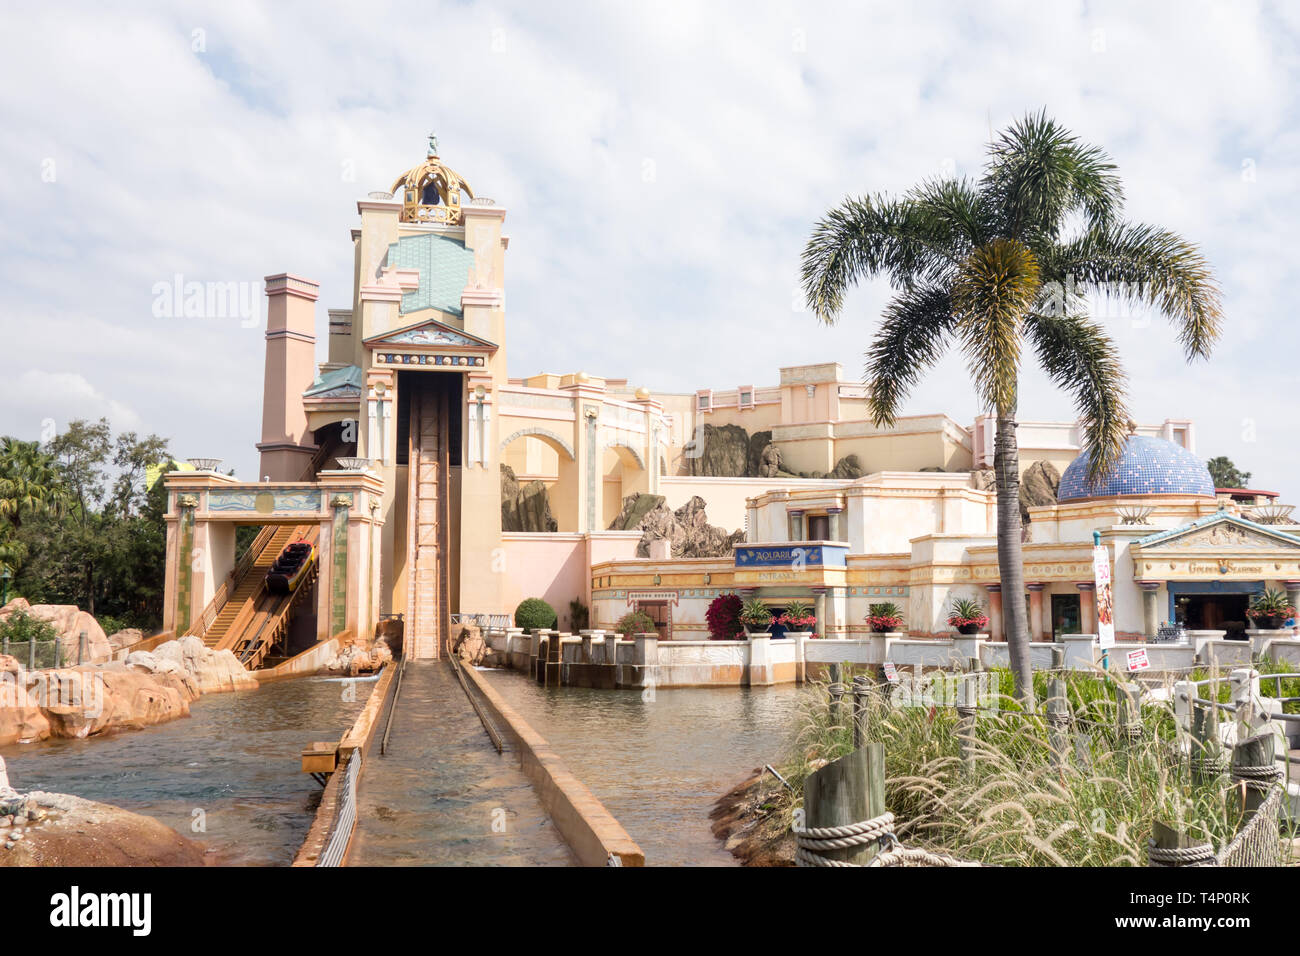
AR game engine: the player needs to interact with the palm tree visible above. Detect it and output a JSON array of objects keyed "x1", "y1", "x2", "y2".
[
  {"x1": 801, "y1": 112, "x2": 1222, "y2": 702},
  {"x1": 0, "y1": 437, "x2": 64, "y2": 535}
]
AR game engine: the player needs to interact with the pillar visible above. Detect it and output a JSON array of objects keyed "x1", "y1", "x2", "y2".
[
  {"x1": 257, "y1": 274, "x2": 319, "y2": 481},
  {"x1": 1076, "y1": 581, "x2": 1096, "y2": 637},
  {"x1": 812, "y1": 587, "x2": 827, "y2": 639},
  {"x1": 328, "y1": 493, "x2": 352, "y2": 638},
  {"x1": 173, "y1": 493, "x2": 199, "y2": 634},
  {"x1": 985, "y1": 584, "x2": 1003, "y2": 642},
  {"x1": 1027, "y1": 582, "x2": 1047, "y2": 643},
  {"x1": 788, "y1": 509, "x2": 805, "y2": 542},
  {"x1": 1285, "y1": 581, "x2": 1300, "y2": 624},
  {"x1": 827, "y1": 507, "x2": 844, "y2": 543},
  {"x1": 1138, "y1": 581, "x2": 1161, "y2": 640}
]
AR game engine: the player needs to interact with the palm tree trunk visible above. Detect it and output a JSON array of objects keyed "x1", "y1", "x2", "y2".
[{"x1": 994, "y1": 413, "x2": 1034, "y2": 705}]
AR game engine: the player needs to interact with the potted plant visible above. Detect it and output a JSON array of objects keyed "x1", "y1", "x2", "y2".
[
  {"x1": 866, "y1": 602, "x2": 904, "y2": 634},
  {"x1": 776, "y1": 599, "x2": 817, "y2": 635},
  {"x1": 1247, "y1": 588, "x2": 1296, "y2": 630},
  {"x1": 947, "y1": 598, "x2": 989, "y2": 636},
  {"x1": 740, "y1": 598, "x2": 773, "y2": 636}
]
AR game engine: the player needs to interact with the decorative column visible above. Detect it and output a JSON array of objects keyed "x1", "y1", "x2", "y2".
[
  {"x1": 827, "y1": 507, "x2": 844, "y2": 543},
  {"x1": 1285, "y1": 581, "x2": 1300, "y2": 623},
  {"x1": 985, "y1": 584, "x2": 1003, "y2": 642},
  {"x1": 1027, "y1": 582, "x2": 1047, "y2": 643},
  {"x1": 812, "y1": 586, "x2": 828, "y2": 639},
  {"x1": 329, "y1": 493, "x2": 353, "y2": 637},
  {"x1": 788, "y1": 509, "x2": 805, "y2": 543},
  {"x1": 1076, "y1": 581, "x2": 1096, "y2": 636},
  {"x1": 174, "y1": 493, "x2": 199, "y2": 634},
  {"x1": 1137, "y1": 581, "x2": 1161, "y2": 639}
]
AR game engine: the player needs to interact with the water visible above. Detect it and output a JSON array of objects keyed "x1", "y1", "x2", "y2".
[
  {"x1": 0, "y1": 675, "x2": 374, "y2": 865},
  {"x1": 482, "y1": 669, "x2": 806, "y2": 866},
  {"x1": 347, "y1": 662, "x2": 575, "y2": 866}
]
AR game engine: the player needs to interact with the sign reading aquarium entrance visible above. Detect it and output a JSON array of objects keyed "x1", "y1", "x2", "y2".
[{"x1": 734, "y1": 543, "x2": 848, "y2": 569}]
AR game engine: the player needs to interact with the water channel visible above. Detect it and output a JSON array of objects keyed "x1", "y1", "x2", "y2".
[
  {"x1": 482, "y1": 669, "x2": 806, "y2": 865},
  {"x1": 347, "y1": 661, "x2": 575, "y2": 866},
  {"x1": 0, "y1": 675, "x2": 374, "y2": 866}
]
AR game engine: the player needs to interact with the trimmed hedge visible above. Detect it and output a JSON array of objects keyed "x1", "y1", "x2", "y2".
[{"x1": 514, "y1": 597, "x2": 558, "y2": 631}]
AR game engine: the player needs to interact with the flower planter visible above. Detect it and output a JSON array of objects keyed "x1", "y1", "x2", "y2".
[
  {"x1": 955, "y1": 624, "x2": 980, "y2": 635},
  {"x1": 1252, "y1": 614, "x2": 1286, "y2": 630}
]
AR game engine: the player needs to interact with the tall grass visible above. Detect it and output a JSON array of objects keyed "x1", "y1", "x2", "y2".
[{"x1": 778, "y1": 668, "x2": 1256, "y2": 866}]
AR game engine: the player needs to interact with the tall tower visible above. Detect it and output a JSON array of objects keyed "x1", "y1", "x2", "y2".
[{"x1": 257, "y1": 273, "x2": 320, "y2": 481}]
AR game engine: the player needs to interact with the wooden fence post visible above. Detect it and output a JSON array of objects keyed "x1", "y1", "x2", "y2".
[
  {"x1": 1230, "y1": 731, "x2": 1277, "y2": 821},
  {"x1": 957, "y1": 674, "x2": 977, "y2": 773},
  {"x1": 1190, "y1": 699, "x2": 1224, "y2": 787},
  {"x1": 1115, "y1": 680, "x2": 1141, "y2": 749},
  {"x1": 1148, "y1": 820, "x2": 1215, "y2": 867},
  {"x1": 852, "y1": 675, "x2": 870, "y2": 748},
  {"x1": 1047, "y1": 677, "x2": 1069, "y2": 768},
  {"x1": 828, "y1": 680, "x2": 845, "y2": 726},
  {"x1": 804, "y1": 743, "x2": 886, "y2": 865}
]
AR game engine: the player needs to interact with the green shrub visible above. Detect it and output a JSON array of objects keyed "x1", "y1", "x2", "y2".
[
  {"x1": 615, "y1": 610, "x2": 656, "y2": 637},
  {"x1": 514, "y1": 598, "x2": 558, "y2": 631},
  {"x1": 0, "y1": 610, "x2": 61, "y2": 668},
  {"x1": 568, "y1": 598, "x2": 590, "y2": 631}
]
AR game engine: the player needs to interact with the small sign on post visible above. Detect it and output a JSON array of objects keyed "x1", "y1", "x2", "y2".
[
  {"x1": 881, "y1": 662, "x2": 899, "y2": 684},
  {"x1": 1126, "y1": 647, "x2": 1150, "y2": 672}
]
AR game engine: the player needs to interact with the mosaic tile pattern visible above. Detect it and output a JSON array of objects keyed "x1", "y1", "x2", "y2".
[{"x1": 1058, "y1": 435, "x2": 1215, "y2": 501}]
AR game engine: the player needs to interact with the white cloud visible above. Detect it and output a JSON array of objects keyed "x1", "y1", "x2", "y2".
[{"x1": 0, "y1": 0, "x2": 1296, "y2": 496}]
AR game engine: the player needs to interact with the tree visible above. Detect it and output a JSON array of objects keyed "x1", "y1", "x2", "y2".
[
  {"x1": 801, "y1": 111, "x2": 1222, "y2": 702},
  {"x1": 1206, "y1": 456, "x2": 1250, "y2": 490},
  {"x1": 0, "y1": 437, "x2": 64, "y2": 535}
]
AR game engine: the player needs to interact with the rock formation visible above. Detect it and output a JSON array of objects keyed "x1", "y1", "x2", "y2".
[
  {"x1": 129, "y1": 635, "x2": 257, "y2": 694},
  {"x1": 0, "y1": 599, "x2": 112, "y2": 664},
  {"x1": 106, "y1": 628, "x2": 143, "y2": 655},
  {"x1": 449, "y1": 621, "x2": 489, "y2": 666},
  {"x1": 607, "y1": 492, "x2": 667, "y2": 531},
  {"x1": 687, "y1": 423, "x2": 751, "y2": 477},
  {"x1": 0, "y1": 779, "x2": 206, "y2": 866},
  {"x1": 828, "y1": 454, "x2": 866, "y2": 480},
  {"x1": 610, "y1": 493, "x2": 744, "y2": 558},
  {"x1": 0, "y1": 633, "x2": 257, "y2": 745},
  {"x1": 500, "y1": 464, "x2": 558, "y2": 532},
  {"x1": 322, "y1": 633, "x2": 393, "y2": 676},
  {"x1": 1019, "y1": 460, "x2": 1061, "y2": 523}
]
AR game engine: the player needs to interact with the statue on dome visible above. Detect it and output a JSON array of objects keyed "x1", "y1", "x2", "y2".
[{"x1": 427, "y1": 132, "x2": 439, "y2": 156}]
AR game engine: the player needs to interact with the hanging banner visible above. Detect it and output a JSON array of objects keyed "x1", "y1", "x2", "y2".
[{"x1": 1093, "y1": 543, "x2": 1115, "y2": 648}]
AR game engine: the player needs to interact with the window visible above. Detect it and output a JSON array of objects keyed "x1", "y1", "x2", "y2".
[
  {"x1": 807, "y1": 514, "x2": 830, "y2": 541},
  {"x1": 739, "y1": 389, "x2": 753, "y2": 408},
  {"x1": 697, "y1": 392, "x2": 711, "y2": 411}
]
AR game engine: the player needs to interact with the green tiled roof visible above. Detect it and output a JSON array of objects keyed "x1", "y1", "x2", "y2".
[
  {"x1": 385, "y1": 233, "x2": 475, "y2": 317},
  {"x1": 304, "y1": 364, "x2": 362, "y2": 397}
]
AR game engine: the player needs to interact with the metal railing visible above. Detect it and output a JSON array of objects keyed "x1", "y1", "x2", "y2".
[
  {"x1": 316, "y1": 749, "x2": 361, "y2": 868},
  {"x1": 450, "y1": 612, "x2": 511, "y2": 630},
  {"x1": 2, "y1": 630, "x2": 93, "y2": 670}
]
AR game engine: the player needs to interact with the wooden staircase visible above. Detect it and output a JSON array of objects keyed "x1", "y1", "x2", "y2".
[{"x1": 190, "y1": 524, "x2": 316, "y2": 650}]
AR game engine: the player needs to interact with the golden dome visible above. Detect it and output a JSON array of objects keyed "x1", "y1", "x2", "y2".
[{"x1": 390, "y1": 133, "x2": 474, "y2": 225}]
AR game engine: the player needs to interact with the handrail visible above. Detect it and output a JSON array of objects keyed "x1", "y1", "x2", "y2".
[{"x1": 186, "y1": 524, "x2": 279, "y2": 639}]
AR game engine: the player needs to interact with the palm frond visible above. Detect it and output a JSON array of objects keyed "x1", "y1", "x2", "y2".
[
  {"x1": 953, "y1": 239, "x2": 1041, "y2": 414},
  {"x1": 982, "y1": 109, "x2": 1124, "y2": 241},
  {"x1": 1024, "y1": 310, "x2": 1130, "y2": 479},
  {"x1": 907, "y1": 176, "x2": 991, "y2": 252},
  {"x1": 865, "y1": 285, "x2": 957, "y2": 426},
  {"x1": 800, "y1": 193, "x2": 960, "y2": 323},
  {"x1": 1049, "y1": 222, "x2": 1223, "y2": 360}
]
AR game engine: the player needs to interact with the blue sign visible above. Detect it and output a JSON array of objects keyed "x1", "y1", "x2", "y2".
[{"x1": 734, "y1": 544, "x2": 847, "y2": 568}]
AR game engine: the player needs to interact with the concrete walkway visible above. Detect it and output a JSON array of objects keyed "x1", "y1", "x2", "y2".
[{"x1": 347, "y1": 662, "x2": 574, "y2": 866}]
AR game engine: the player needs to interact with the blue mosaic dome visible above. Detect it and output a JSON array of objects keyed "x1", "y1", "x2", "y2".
[{"x1": 1057, "y1": 435, "x2": 1215, "y2": 501}]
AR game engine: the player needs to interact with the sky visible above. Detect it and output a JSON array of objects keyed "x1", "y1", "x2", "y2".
[{"x1": 1, "y1": 1, "x2": 1297, "y2": 498}]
